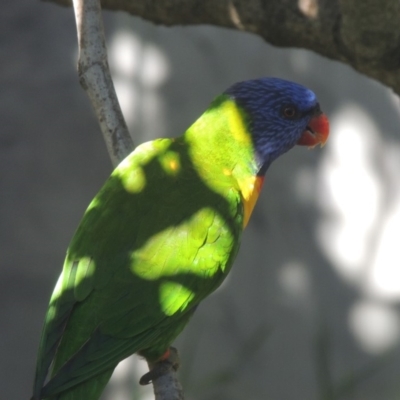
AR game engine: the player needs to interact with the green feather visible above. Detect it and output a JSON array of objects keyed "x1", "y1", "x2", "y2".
[{"x1": 32, "y1": 95, "x2": 256, "y2": 399}]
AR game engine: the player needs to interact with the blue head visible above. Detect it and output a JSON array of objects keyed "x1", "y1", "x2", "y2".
[{"x1": 225, "y1": 77, "x2": 325, "y2": 172}]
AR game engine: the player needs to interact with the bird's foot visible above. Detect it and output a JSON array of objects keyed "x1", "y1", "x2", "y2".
[{"x1": 140, "y1": 347, "x2": 180, "y2": 385}]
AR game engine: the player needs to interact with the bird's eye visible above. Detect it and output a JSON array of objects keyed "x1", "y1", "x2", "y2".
[{"x1": 282, "y1": 105, "x2": 298, "y2": 119}]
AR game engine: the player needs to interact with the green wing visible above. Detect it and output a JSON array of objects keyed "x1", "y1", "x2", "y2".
[{"x1": 33, "y1": 138, "x2": 243, "y2": 399}]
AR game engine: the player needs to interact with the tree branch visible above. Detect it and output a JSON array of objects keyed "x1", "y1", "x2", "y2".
[
  {"x1": 142, "y1": 348, "x2": 184, "y2": 400},
  {"x1": 72, "y1": 0, "x2": 133, "y2": 167},
  {"x1": 338, "y1": 0, "x2": 400, "y2": 68},
  {"x1": 71, "y1": 0, "x2": 184, "y2": 398},
  {"x1": 50, "y1": 0, "x2": 400, "y2": 94}
]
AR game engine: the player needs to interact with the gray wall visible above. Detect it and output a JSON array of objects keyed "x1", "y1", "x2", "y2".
[{"x1": 2, "y1": 2, "x2": 400, "y2": 400}]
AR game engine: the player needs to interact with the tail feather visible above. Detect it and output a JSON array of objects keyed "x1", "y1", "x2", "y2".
[{"x1": 34, "y1": 368, "x2": 114, "y2": 400}]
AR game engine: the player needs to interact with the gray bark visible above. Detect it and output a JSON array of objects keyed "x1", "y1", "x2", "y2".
[
  {"x1": 72, "y1": 0, "x2": 183, "y2": 398},
  {"x1": 72, "y1": 0, "x2": 133, "y2": 166},
  {"x1": 46, "y1": 0, "x2": 400, "y2": 94}
]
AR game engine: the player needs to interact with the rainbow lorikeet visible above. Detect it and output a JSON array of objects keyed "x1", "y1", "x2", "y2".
[{"x1": 32, "y1": 77, "x2": 329, "y2": 399}]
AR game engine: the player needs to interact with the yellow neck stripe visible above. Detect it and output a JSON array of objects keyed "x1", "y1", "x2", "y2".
[
  {"x1": 221, "y1": 99, "x2": 253, "y2": 146},
  {"x1": 239, "y1": 175, "x2": 265, "y2": 228}
]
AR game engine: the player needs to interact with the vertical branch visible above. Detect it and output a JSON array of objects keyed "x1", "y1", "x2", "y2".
[
  {"x1": 151, "y1": 369, "x2": 184, "y2": 400},
  {"x1": 72, "y1": 0, "x2": 134, "y2": 166},
  {"x1": 142, "y1": 347, "x2": 185, "y2": 400},
  {"x1": 71, "y1": 1, "x2": 184, "y2": 399}
]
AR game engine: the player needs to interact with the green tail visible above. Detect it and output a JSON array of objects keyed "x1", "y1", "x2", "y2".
[{"x1": 41, "y1": 369, "x2": 114, "y2": 400}]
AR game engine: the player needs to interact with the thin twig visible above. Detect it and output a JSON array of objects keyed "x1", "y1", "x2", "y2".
[
  {"x1": 72, "y1": 0, "x2": 134, "y2": 166},
  {"x1": 71, "y1": 1, "x2": 184, "y2": 399},
  {"x1": 144, "y1": 348, "x2": 184, "y2": 400},
  {"x1": 151, "y1": 368, "x2": 185, "y2": 400}
]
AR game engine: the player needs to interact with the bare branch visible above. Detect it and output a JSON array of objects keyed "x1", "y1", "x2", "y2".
[
  {"x1": 72, "y1": 0, "x2": 134, "y2": 166},
  {"x1": 142, "y1": 348, "x2": 184, "y2": 400},
  {"x1": 151, "y1": 368, "x2": 184, "y2": 400},
  {"x1": 71, "y1": 1, "x2": 184, "y2": 398},
  {"x1": 73, "y1": 0, "x2": 183, "y2": 400},
  {"x1": 49, "y1": 0, "x2": 400, "y2": 95},
  {"x1": 338, "y1": 0, "x2": 400, "y2": 68}
]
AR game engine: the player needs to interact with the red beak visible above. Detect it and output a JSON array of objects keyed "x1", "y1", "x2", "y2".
[{"x1": 297, "y1": 113, "x2": 330, "y2": 148}]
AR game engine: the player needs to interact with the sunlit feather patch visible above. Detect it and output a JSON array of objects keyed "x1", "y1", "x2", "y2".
[
  {"x1": 222, "y1": 99, "x2": 253, "y2": 146},
  {"x1": 159, "y1": 151, "x2": 181, "y2": 176}
]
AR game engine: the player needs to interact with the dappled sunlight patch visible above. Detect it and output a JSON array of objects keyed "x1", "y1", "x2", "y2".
[
  {"x1": 131, "y1": 206, "x2": 232, "y2": 280},
  {"x1": 116, "y1": 141, "x2": 159, "y2": 172},
  {"x1": 114, "y1": 140, "x2": 172, "y2": 193},
  {"x1": 223, "y1": 99, "x2": 252, "y2": 147},
  {"x1": 86, "y1": 197, "x2": 101, "y2": 213},
  {"x1": 73, "y1": 257, "x2": 95, "y2": 301},
  {"x1": 159, "y1": 281, "x2": 195, "y2": 316},
  {"x1": 140, "y1": 43, "x2": 170, "y2": 88},
  {"x1": 298, "y1": 0, "x2": 319, "y2": 19},
  {"x1": 349, "y1": 300, "x2": 400, "y2": 354},
  {"x1": 108, "y1": 28, "x2": 170, "y2": 136},
  {"x1": 120, "y1": 166, "x2": 147, "y2": 193},
  {"x1": 48, "y1": 273, "x2": 65, "y2": 310},
  {"x1": 316, "y1": 101, "x2": 400, "y2": 355},
  {"x1": 108, "y1": 30, "x2": 141, "y2": 127},
  {"x1": 159, "y1": 150, "x2": 181, "y2": 176},
  {"x1": 109, "y1": 30, "x2": 142, "y2": 77},
  {"x1": 278, "y1": 261, "x2": 313, "y2": 307},
  {"x1": 366, "y1": 142, "x2": 400, "y2": 300},
  {"x1": 368, "y1": 191, "x2": 400, "y2": 300},
  {"x1": 316, "y1": 103, "x2": 382, "y2": 283}
]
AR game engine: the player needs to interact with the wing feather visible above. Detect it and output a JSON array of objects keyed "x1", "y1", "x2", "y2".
[{"x1": 33, "y1": 138, "x2": 243, "y2": 398}]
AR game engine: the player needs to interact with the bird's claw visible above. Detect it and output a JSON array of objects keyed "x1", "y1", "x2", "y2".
[{"x1": 139, "y1": 347, "x2": 180, "y2": 385}]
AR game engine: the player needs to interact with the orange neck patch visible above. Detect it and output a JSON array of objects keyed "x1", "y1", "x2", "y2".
[{"x1": 238, "y1": 175, "x2": 265, "y2": 228}]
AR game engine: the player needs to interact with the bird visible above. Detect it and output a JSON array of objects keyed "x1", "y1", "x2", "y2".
[{"x1": 31, "y1": 77, "x2": 329, "y2": 399}]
